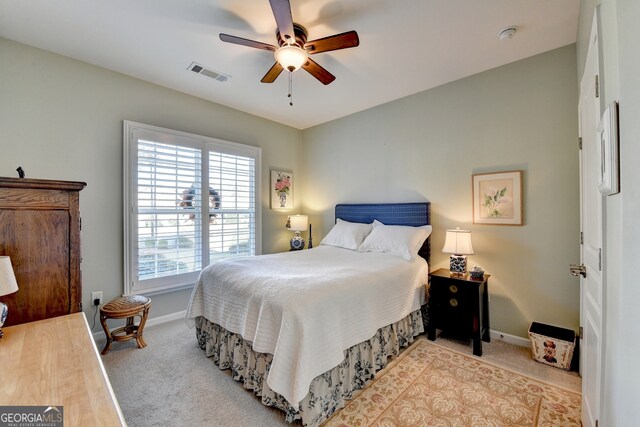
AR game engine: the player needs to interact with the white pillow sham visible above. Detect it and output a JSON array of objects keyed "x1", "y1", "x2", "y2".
[
  {"x1": 320, "y1": 218, "x2": 373, "y2": 250},
  {"x1": 358, "y1": 220, "x2": 432, "y2": 261}
]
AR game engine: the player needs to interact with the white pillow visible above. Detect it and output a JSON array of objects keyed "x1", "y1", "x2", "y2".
[
  {"x1": 358, "y1": 220, "x2": 432, "y2": 261},
  {"x1": 320, "y1": 218, "x2": 373, "y2": 250}
]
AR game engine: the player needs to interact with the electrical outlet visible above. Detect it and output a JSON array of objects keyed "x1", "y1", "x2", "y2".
[{"x1": 91, "y1": 291, "x2": 103, "y2": 306}]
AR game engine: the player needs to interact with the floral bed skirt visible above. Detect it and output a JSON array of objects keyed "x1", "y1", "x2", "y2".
[{"x1": 194, "y1": 307, "x2": 426, "y2": 427}]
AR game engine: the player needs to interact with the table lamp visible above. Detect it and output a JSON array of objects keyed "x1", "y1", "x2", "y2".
[
  {"x1": 442, "y1": 228, "x2": 474, "y2": 274},
  {"x1": 286, "y1": 214, "x2": 308, "y2": 250},
  {"x1": 0, "y1": 256, "x2": 19, "y2": 338}
]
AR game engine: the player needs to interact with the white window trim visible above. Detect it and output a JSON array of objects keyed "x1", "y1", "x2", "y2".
[{"x1": 123, "y1": 120, "x2": 262, "y2": 296}]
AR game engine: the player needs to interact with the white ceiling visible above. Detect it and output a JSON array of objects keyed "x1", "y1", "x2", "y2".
[{"x1": 0, "y1": 0, "x2": 579, "y2": 129}]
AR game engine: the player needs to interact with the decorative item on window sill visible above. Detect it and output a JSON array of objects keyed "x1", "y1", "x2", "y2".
[
  {"x1": 470, "y1": 265, "x2": 485, "y2": 279},
  {"x1": 442, "y1": 228, "x2": 474, "y2": 274},
  {"x1": 0, "y1": 256, "x2": 20, "y2": 338},
  {"x1": 286, "y1": 214, "x2": 308, "y2": 250}
]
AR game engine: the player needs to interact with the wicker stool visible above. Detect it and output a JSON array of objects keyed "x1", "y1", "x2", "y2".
[{"x1": 99, "y1": 295, "x2": 151, "y2": 355}]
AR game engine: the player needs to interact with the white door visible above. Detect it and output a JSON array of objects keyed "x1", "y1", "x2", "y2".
[{"x1": 577, "y1": 13, "x2": 603, "y2": 427}]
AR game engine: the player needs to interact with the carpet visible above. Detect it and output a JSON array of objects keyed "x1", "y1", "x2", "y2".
[{"x1": 324, "y1": 339, "x2": 581, "y2": 426}]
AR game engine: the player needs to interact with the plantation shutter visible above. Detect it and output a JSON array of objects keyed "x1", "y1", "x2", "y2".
[
  {"x1": 124, "y1": 121, "x2": 261, "y2": 295},
  {"x1": 136, "y1": 140, "x2": 203, "y2": 284},
  {"x1": 208, "y1": 152, "x2": 256, "y2": 260}
]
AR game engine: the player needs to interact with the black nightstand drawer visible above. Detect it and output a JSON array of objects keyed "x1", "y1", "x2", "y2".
[
  {"x1": 427, "y1": 268, "x2": 490, "y2": 356},
  {"x1": 430, "y1": 291, "x2": 471, "y2": 333}
]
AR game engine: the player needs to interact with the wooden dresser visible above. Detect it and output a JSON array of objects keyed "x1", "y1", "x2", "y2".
[
  {"x1": 0, "y1": 177, "x2": 86, "y2": 326},
  {"x1": 0, "y1": 313, "x2": 126, "y2": 426}
]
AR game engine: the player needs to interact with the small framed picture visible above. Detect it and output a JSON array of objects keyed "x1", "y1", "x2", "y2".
[
  {"x1": 271, "y1": 169, "x2": 293, "y2": 210},
  {"x1": 473, "y1": 170, "x2": 523, "y2": 225},
  {"x1": 598, "y1": 101, "x2": 620, "y2": 196}
]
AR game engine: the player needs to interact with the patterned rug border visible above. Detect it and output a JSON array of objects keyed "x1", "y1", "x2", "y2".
[
  {"x1": 415, "y1": 338, "x2": 582, "y2": 396},
  {"x1": 325, "y1": 338, "x2": 581, "y2": 425}
]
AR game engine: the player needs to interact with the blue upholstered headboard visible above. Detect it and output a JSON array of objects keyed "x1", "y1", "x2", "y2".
[{"x1": 334, "y1": 202, "x2": 431, "y2": 264}]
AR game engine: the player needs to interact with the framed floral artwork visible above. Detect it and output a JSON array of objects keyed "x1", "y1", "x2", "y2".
[
  {"x1": 472, "y1": 170, "x2": 523, "y2": 225},
  {"x1": 271, "y1": 169, "x2": 293, "y2": 210}
]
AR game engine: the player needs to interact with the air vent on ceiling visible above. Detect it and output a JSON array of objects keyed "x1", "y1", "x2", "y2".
[{"x1": 187, "y1": 62, "x2": 230, "y2": 82}]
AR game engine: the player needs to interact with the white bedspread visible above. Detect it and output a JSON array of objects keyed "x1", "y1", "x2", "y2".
[{"x1": 186, "y1": 245, "x2": 428, "y2": 407}]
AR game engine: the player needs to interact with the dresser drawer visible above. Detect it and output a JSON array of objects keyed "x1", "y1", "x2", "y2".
[
  {"x1": 431, "y1": 306, "x2": 472, "y2": 333},
  {"x1": 431, "y1": 278, "x2": 473, "y2": 303}
]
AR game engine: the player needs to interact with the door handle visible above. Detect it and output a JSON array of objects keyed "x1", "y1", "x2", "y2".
[{"x1": 570, "y1": 264, "x2": 587, "y2": 278}]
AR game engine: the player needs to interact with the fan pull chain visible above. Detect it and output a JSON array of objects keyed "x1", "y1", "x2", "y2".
[{"x1": 288, "y1": 71, "x2": 293, "y2": 106}]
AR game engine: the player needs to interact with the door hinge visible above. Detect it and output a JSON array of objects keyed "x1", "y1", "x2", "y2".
[
  {"x1": 579, "y1": 326, "x2": 583, "y2": 339},
  {"x1": 80, "y1": 217, "x2": 82, "y2": 230},
  {"x1": 595, "y1": 75, "x2": 600, "y2": 98},
  {"x1": 570, "y1": 264, "x2": 587, "y2": 278},
  {"x1": 599, "y1": 248, "x2": 602, "y2": 271},
  {"x1": 595, "y1": 420, "x2": 599, "y2": 427},
  {"x1": 578, "y1": 137, "x2": 582, "y2": 150},
  {"x1": 79, "y1": 302, "x2": 83, "y2": 312},
  {"x1": 580, "y1": 231, "x2": 583, "y2": 245}
]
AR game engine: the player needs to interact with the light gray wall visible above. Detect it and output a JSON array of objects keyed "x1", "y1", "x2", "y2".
[
  {"x1": 577, "y1": 0, "x2": 640, "y2": 425},
  {"x1": 0, "y1": 37, "x2": 302, "y2": 330},
  {"x1": 302, "y1": 45, "x2": 580, "y2": 339}
]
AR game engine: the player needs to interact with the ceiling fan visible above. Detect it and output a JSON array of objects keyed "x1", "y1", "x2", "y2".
[{"x1": 219, "y1": 0, "x2": 360, "y2": 87}]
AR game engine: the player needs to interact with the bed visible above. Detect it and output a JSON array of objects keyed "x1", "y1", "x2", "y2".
[{"x1": 186, "y1": 202, "x2": 431, "y2": 426}]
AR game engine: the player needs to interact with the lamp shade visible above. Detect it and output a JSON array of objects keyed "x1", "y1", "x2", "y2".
[
  {"x1": 274, "y1": 45, "x2": 308, "y2": 71},
  {"x1": 442, "y1": 229, "x2": 474, "y2": 255},
  {"x1": 0, "y1": 256, "x2": 19, "y2": 297},
  {"x1": 287, "y1": 215, "x2": 308, "y2": 232}
]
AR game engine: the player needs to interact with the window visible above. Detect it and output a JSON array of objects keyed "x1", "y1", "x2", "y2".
[{"x1": 124, "y1": 121, "x2": 261, "y2": 295}]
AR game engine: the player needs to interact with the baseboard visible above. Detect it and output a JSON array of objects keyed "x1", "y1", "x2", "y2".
[
  {"x1": 145, "y1": 310, "x2": 187, "y2": 328},
  {"x1": 91, "y1": 310, "x2": 186, "y2": 344},
  {"x1": 89, "y1": 313, "x2": 530, "y2": 349},
  {"x1": 490, "y1": 330, "x2": 530, "y2": 347}
]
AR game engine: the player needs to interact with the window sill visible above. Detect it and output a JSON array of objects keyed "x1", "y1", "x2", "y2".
[{"x1": 123, "y1": 282, "x2": 195, "y2": 298}]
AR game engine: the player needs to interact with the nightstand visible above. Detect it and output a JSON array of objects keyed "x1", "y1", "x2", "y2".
[{"x1": 427, "y1": 268, "x2": 490, "y2": 356}]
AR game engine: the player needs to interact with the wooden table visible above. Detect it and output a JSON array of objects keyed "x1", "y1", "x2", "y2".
[{"x1": 0, "y1": 313, "x2": 126, "y2": 426}]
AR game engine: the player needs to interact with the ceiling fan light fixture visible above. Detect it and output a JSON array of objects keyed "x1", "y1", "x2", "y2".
[{"x1": 275, "y1": 45, "x2": 308, "y2": 72}]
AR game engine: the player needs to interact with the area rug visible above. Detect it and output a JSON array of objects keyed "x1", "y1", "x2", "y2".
[{"x1": 324, "y1": 339, "x2": 581, "y2": 426}]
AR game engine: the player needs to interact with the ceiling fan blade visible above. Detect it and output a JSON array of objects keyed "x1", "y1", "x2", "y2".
[
  {"x1": 305, "y1": 30, "x2": 360, "y2": 54},
  {"x1": 219, "y1": 33, "x2": 276, "y2": 51},
  {"x1": 269, "y1": 0, "x2": 295, "y2": 43},
  {"x1": 301, "y1": 58, "x2": 336, "y2": 85},
  {"x1": 261, "y1": 62, "x2": 284, "y2": 83}
]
